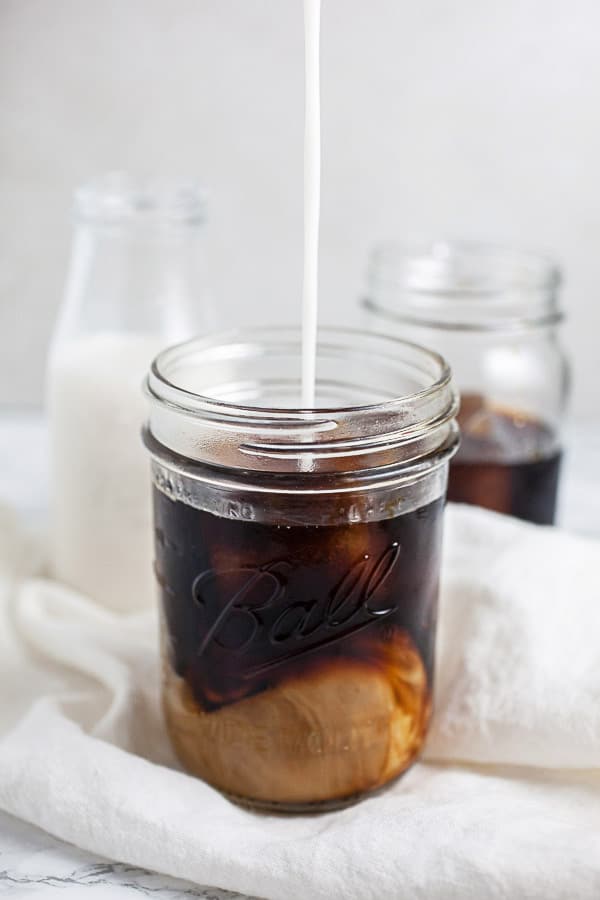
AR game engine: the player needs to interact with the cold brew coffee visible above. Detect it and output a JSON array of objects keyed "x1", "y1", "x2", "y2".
[
  {"x1": 448, "y1": 394, "x2": 561, "y2": 524},
  {"x1": 155, "y1": 482, "x2": 443, "y2": 810}
]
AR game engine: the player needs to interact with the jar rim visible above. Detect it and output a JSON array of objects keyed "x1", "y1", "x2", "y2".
[
  {"x1": 148, "y1": 325, "x2": 453, "y2": 417},
  {"x1": 145, "y1": 327, "x2": 459, "y2": 477},
  {"x1": 365, "y1": 240, "x2": 563, "y2": 332}
]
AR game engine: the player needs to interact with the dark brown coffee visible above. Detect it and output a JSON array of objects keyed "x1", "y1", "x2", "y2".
[
  {"x1": 447, "y1": 395, "x2": 561, "y2": 524},
  {"x1": 153, "y1": 486, "x2": 444, "y2": 807}
]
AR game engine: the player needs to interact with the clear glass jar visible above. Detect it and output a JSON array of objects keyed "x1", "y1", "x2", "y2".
[
  {"x1": 363, "y1": 241, "x2": 569, "y2": 524},
  {"x1": 143, "y1": 327, "x2": 458, "y2": 812},
  {"x1": 47, "y1": 173, "x2": 213, "y2": 611}
]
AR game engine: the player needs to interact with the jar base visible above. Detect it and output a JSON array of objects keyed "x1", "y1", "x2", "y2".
[{"x1": 220, "y1": 765, "x2": 414, "y2": 815}]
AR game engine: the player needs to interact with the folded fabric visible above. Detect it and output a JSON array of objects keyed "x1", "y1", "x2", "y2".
[
  {"x1": 428, "y1": 507, "x2": 600, "y2": 768},
  {"x1": 0, "y1": 504, "x2": 599, "y2": 900}
]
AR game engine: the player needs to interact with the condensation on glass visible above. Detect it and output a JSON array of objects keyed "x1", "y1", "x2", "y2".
[
  {"x1": 363, "y1": 241, "x2": 569, "y2": 524},
  {"x1": 143, "y1": 328, "x2": 458, "y2": 812}
]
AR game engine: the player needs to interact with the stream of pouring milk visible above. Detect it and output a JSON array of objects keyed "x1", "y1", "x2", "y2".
[{"x1": 301, "y1": 0, "x2": 321, "y2": 407}]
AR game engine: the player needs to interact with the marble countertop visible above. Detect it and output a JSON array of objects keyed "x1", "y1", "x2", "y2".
[
  {"x1": 0, "y1": 412, "x2": 598, "y2": 898},
  {"x1": 0, "y1": 811, "x2": 250, "y2": 899}
]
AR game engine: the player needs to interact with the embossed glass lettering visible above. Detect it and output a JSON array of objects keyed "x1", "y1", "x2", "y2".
[{"x1": 192, "y1": 545, "x2": 401, "y2": 665}]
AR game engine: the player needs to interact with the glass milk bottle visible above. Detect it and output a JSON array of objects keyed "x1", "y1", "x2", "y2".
[
  {"x1": 47, "y1": 173, "x2": 213, "y2": 611},
  {"x1": 362, "y1": 241, "x2": 569, "y2": 525}
]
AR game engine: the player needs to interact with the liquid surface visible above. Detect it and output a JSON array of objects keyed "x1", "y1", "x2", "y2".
[
  {"x1": 448, "y1": 395, "x2": 561, "y2": 524},
  {"x1": 154, "y1": 490, "x2": 444, "y2": 808}
]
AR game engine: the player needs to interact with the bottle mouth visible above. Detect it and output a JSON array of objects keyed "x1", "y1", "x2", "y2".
[
  {"x1": 74, "y1": 172, "x2": 207, "y2": 225},
  {"x1": 145, "y1": 327, "x2": 459, "y2": 478},
  {"x1": 365, "y1": 240, "x2": 563, "y2": 332}
]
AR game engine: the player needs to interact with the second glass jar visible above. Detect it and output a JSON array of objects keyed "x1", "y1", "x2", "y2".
[{"x1": 363, "y1": 241, "x2": 570, "y2": 524}]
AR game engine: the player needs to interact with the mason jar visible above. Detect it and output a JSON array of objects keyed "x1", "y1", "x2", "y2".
[
  {"x1": 363, "y1": 241, "x2": 569, "y2": 525},
  {"x1": 143, "y1": 328, "x2": 458, "y2": 812}
]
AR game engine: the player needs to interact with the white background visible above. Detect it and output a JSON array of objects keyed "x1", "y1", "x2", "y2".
[{"x1": 1, "y1": 0, "x2": 599, "y2": 417}]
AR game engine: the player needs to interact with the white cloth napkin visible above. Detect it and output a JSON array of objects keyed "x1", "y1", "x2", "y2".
[{"x1": 0, "y1": 504, "x2": 599, "y2": 900}]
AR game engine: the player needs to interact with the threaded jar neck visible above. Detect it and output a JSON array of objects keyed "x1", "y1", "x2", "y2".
[
  {"x1": 364, "y1": 240, "x2": 563, "y2": 333},
  {"x1": 144, "y1": 327, "x2": 458, "y2": 484}
]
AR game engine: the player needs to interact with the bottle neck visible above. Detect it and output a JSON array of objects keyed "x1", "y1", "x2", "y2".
[
  {"x1": 52, "y1": 221, "x2": 212, "y2": 359},
  {"x1": 51, "y1": 173, "x2": 211, "y2": 351},
  {"x1": 63, "y1": 219, "x2": 208, "y2": 336}
]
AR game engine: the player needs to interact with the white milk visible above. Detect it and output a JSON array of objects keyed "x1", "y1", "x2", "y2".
[
  {"x1": 48, "y1": 333, "x2": 164, "y2": 612},
  {"x1": 301, "y1": 0, "x2": 321, "y2": 407}
]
